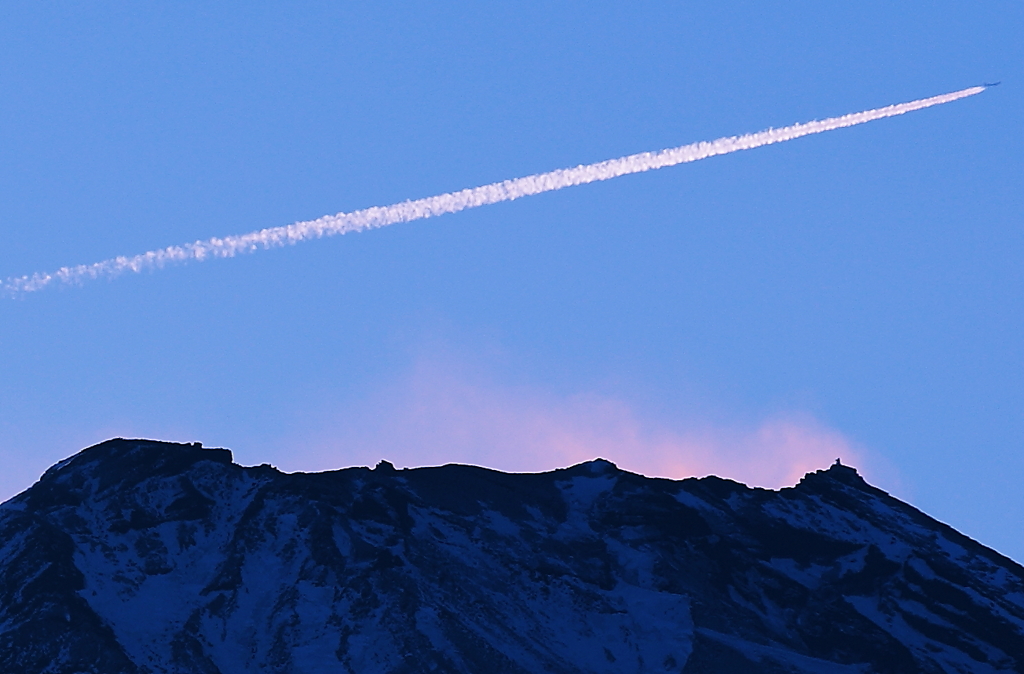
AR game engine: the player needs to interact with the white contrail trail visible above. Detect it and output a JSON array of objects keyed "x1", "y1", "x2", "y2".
[{"x1": 1, "y1": 85, "x2": 986, "y2": 296}]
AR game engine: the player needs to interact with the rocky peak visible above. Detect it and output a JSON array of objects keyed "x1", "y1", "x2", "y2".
[{"x1": 1, "y1": 438, "x2": 1022, "y2": 674}]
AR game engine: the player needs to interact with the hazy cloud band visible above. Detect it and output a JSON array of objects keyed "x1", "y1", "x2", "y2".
[{"x1": 1, "y1": 86, "x2": 986, "y2": 296}]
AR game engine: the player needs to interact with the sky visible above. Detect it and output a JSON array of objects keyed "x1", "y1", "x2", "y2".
[{"x1": 0, "y1": 2, "x2": 1021, "y2": 559}]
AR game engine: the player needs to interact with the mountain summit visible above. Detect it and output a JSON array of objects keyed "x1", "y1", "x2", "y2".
[{"x1": 1, "y1": 439, "x2": 1022, "y2": 673}]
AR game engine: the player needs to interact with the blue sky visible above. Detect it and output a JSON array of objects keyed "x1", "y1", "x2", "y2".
[{"x1": 1, "y1": 2, "x2": 1021, "y2": 559}]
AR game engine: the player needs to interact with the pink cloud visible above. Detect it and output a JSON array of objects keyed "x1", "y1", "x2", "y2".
[{"x1": 289, "y1": 354, "x2": 895, "y2": 491}]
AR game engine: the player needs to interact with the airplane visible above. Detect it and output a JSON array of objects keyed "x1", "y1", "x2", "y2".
[{"x1": 984, "y1": 81, "x2": 1001, "y2": 87}]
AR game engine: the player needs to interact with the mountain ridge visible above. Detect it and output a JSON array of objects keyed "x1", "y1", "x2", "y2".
[{"x1": 1, "y1": 438, "x2": 1022, "y2": 673}]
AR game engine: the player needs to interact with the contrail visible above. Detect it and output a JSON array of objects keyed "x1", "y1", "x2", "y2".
[{"x1": 1, "y1": 85, "x2": 987, "y2": 296}]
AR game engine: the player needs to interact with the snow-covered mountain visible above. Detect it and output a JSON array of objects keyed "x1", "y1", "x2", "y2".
[{"x1": 1, "y1": 439, "x2": 1022, "y2": 673}]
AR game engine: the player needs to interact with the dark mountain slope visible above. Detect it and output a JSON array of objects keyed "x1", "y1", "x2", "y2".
[{"x1": 1, "y1": 439, "x2": 1021, "y2": 673}]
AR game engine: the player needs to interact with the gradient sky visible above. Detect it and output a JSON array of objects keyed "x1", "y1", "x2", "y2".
[{"x1": 1, "y1": 2, "x2": 1021, "y2": 560}]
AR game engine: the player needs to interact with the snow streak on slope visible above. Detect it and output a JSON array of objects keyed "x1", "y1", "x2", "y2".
[{"x1": 1, "y1": 86, "x2": 985, "y2": 296}]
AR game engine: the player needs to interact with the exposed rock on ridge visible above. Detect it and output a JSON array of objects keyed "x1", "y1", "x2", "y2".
[{"x1": 1, "y1": 439, "x2": 1022, "y2": 673}]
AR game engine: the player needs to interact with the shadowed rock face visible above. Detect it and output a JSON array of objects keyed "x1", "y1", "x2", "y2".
[{"x1": 1, "y1": 440, "x2": 1022, "y2": 673}]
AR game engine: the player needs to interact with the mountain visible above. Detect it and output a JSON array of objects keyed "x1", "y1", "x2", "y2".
[{"x1": 1, "y1": 439, "x2": 1022, "y2": 673}]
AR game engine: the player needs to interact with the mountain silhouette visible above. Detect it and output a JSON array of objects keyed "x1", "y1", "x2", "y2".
[{"x1": 1, "y1": 439, "x2": 1021, "y2": 673}]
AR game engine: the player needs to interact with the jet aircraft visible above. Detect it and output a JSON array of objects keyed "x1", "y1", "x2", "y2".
[{"x1": 984, "y1": 81, "x2": 1001, "y2": 87}]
